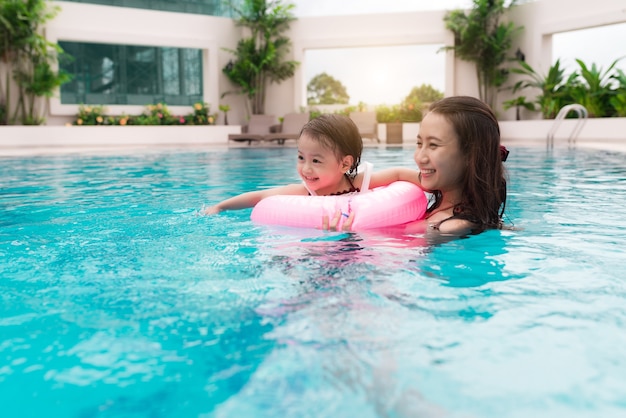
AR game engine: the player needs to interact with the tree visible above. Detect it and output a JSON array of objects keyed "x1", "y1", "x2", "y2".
[
  {"x1": 0, "y1": 0, "x2": 70, "y2": 125},
  {"x1": 402, "y1": 84, "x2": 444, "y2": 105},
  {"x1": 222, "y1": 0, "x2": 299, "y2": 116},
  {"x1": 442, "y1": 0, "x2": 522, "y2": 110},
  {"x1": 307, "y1": 72, "x2": 349, "y2": 105}
]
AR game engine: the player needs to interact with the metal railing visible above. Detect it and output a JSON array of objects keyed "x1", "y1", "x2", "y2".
[{"x1": 546, "y1": 104, "x2": 588, "y2": 148}]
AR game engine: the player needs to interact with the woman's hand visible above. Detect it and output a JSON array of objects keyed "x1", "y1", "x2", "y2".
[{"x1": 322, "y1": 210, "x2": 355, "y2": 231}]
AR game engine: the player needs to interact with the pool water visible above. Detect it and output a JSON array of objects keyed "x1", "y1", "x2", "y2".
[{"x1": 2, "y1": 146, "x2": 626, "y2": 418}]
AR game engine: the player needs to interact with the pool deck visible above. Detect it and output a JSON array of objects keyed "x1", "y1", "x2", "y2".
[{"x1": 1, "y1": 118, "x2": 625, "y2": 155}]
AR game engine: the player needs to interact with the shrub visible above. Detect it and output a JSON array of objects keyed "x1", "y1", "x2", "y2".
[
  {"x1": 71, "y1": 102, "x2": 217, "y2": 126},
  {"x1": 507, "y1": 57, "x2": 626, "y2": 118},
  {"x1": 73, "y1": 105, "x2": 109, "y2": 125},
  {"x1": 187, "y1": 102, "x2": 216, "y2": 125}
]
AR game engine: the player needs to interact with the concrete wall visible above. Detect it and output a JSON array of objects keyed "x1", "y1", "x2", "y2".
[{"x1": 8, "y1": 0, "x2": 625, "y2": 125}]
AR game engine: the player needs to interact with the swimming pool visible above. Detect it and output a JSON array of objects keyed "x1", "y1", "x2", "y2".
[{"x1": 2, "y1": 145, "x2": 626, "y2": 417}]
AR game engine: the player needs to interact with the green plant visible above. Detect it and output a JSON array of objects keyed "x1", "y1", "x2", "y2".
[
  {"x1": 0, "y1": 0, "x2": 70, "y2": 125},
  {"x1": 222, "y1": 0, "x2": 299, "y2": 115},
  {"x1": 376, "y1": 104, "x2": 401, "y2": 123},
  {"x1": 502, "y1": 95, "x2": 535, "y2": 120},
  {"x1": 130, "y1": 103, "x2": 174, "y2": 125},
  {"x1": 71, "y1": 102, "x2": 219, "y2": 126},
  {"x1": 506, "y1": 57, "x2": 626, "y2": 119},
  {"x1": 375, "y1": 84, "x2": 441, "y2": 124},
  {"x1": 568, "y1": 58, "x2": 622, "y2": 117},
  {"x1": 73, "y1": 105, "x2": 108, "y2": 125},
  {"x1": 187, "y1": 102, "x2": 216, "y2": 125},
  {"x1": 442, "y1": 0, "x2": 522, "y2": 109},
  {"x1": 219, "y1": 104, "x2": 231, "y2": 125},
  {"x1": 398, "y1": 102, "x2": 423, "y2": 123},
  {"x1": 609, "y1": 68, "x2": 626, "y2": 117},
  {"x1": 304, "y1": 106, "x2": 322, "y2": 120},
  {"x1": 508, "y1": 59, "x2": 575, "y2": 119}
]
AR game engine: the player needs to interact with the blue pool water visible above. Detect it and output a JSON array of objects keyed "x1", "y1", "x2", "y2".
[{"x1": 2, "y1": 145, "x2": 626, "y2": 418}]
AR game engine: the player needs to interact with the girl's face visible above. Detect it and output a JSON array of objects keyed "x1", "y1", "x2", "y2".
[
  {"x1": 297, "y1": 133, "x2": 352, "y2": 195},
  {"x1": 414, "y1": 111, "x2": 466, "y2": 198}
]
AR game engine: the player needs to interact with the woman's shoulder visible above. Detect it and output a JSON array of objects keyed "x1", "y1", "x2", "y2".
[{"x1": 429, "y1": 216, "x2": 476, "y2": 236}]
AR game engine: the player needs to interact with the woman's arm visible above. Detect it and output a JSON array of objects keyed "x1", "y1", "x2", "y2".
[{"x1": 203, "y1": 183, "x2": 307, "y2": 215}]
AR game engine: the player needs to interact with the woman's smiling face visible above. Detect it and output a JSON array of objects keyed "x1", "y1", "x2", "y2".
[{"x1": 414, "y1": 111, "x2": 466, "y2": 196}]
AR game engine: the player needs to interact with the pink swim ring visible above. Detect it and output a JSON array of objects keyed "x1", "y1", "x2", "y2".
[{"x1": 251, "y1": 181, "x2": 428, "y2": 231}]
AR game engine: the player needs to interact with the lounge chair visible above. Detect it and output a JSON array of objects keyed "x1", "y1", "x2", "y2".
[
  {"x1": 349, "y1": 111, "x2": 380, "y2": 143},
  {"x1": 228, "y1": 114, "x2": 277, "y2": 145},
  {"x1": 263, "y1": 112, "x2": 310, "y2": 145}
]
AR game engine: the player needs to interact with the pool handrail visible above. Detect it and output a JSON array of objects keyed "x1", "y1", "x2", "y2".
[{"x1": 546, "y1": 104, "x2": 588, "y2": 149}]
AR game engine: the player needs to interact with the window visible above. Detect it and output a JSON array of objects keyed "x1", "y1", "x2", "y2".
[{"x1": 59, "y1": 42, "x2": 203, "y2": 106}]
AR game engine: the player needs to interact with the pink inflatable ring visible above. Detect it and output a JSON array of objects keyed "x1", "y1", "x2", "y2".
[{"x1": 251, "y1": 181, "x2": 427, "y2": 231}]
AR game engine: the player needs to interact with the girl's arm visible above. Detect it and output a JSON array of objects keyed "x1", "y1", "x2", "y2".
[
  {"x1": 203, "y1": 183, "x2": 307, "y2": 215},
  {"x1": 365, "y1": 167, "x2": 421, "y2": 189}
]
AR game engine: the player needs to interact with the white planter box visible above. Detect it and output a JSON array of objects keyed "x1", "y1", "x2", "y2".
[{"x1": 0, "y1": 125, "x2": 241, "y2": 152}]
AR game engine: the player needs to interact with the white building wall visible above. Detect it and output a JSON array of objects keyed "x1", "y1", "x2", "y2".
[
  {"x1": 502, "y1": 0, "x2": 626, "y2": 120},
  {"x1": 38, "y1": 0, "x2": 626, "y2": 125},
  {"x1": 46, "y1": 1, "x2": 243, "y2": 125}
]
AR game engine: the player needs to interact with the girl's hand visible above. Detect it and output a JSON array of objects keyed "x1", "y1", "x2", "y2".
[
  {"x1": 322, "y1": 210, "x2": 355, "y2": 231},
  {"x1": 202, "y1": 206, "x2": 220, "y2": 215}
]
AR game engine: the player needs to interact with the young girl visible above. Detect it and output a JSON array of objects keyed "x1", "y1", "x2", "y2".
[
  {"x1": 202, "y1": 113, "x2": 420, "y2": 215},
  {"x1": 330, "y1": 96, "x2": 508, "y2": 235}
]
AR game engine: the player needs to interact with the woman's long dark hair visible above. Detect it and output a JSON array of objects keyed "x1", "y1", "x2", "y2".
[{"x1": 427, "y1": 96, "x2": 507, "y2": 230}]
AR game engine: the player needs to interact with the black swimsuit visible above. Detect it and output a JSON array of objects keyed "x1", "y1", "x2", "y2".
[
  {"x1": 309, "y1": 174, "x2": 359, "y2": 196},
  {"x1": 328, "y1": 174, "x2": 359, "y2": 196}
]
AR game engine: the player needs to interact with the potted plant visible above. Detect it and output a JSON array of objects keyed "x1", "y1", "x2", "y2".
[
  {"x1": 219, "y1": 104, "x2": 231, "y2": 125},
  {"x1": 221, "y1": 0, "x2": 299, "y2": 116},
  {"x1": 442, "y1": 0, "x2": 523, "y2": 110},
  {"x1": 376, "y1": 104, "x2": 403, "y2": 144}
]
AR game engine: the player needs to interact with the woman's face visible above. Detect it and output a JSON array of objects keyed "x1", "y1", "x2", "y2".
[
  {"x1": 414, "y1": 111, "x2": 466, "y2": 196},
  {"x1": 297, "y1": 133, "x2": 351, "y2": 195}
]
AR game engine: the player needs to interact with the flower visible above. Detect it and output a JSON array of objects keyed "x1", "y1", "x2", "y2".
[
  {"x1": 77, "y1": 118, "x2": 83, "y2": 125},
  {"x1": 119, "y1": 117, "x2": 127, "y2": 126},
  {"x1": 96, "y1": 116, "x2": 103, "y2": 124},
  {"x1": 194, "y1": 103, "x2": 203, "y2": 111}
]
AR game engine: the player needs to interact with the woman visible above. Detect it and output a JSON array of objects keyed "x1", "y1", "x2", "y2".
[{"x1": 330, "y1": 96, "x2": 508, "y2": 235}]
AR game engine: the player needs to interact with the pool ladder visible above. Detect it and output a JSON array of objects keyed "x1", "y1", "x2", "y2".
[{"x1": 546, "y1": 104, "x2": 588, "y2": 148}]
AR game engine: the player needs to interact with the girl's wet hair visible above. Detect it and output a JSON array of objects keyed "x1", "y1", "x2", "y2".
[
  {"x1": 427, "y1": 96, "x2": 507, "y2": 229},
  {"x1": 300, "y1": 114, "x2": 363, "y2": 176}
]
